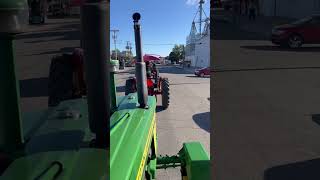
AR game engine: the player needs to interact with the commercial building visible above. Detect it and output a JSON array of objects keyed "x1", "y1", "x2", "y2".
[{"x1": 236, "y1": 0, "x2": 320, "y2": 19}]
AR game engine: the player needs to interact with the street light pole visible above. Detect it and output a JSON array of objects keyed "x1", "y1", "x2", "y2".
[
  {"x1": 182, "y1": 45, "x2": 185, "y2": 69},
  {"x1": 111, "y1": 29, "x2": 119, "y2": 59}
]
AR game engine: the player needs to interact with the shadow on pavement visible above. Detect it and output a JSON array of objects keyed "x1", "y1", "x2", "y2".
[
  {"x1": 170, "y1": 82, "x2": 203, "y2": 86},
  {"x1": 16, "y1": 23, "x2": 80, "y2": 41},
  {"x1": 28, "y1": 46, "x2": 79, "y2": 56},
  {"x1": 241, "y1": 45, "x2": 320, "y2": 52},
  {"x1": 19, "y1": 77, "x2": 48, "y2": 98},
  {"x1": 192, "y1": 112, "x2": 210, "y2": 133},
  {"x1": 185, "y1": 75, "x2": 210, "y2": 78},
  {"x1": 312, "y1": 114, "x2": 320, "y2": 126},
  {"x1": 264, "y1": 158, "x2": 320, "y2": 180},
  {"x1": 16, "y1": 30, "x2": 80, "y2": 41}
]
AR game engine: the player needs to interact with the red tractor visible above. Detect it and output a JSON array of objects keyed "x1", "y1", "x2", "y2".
[{"x1": 125, "y1": 61, "x2": 170, "y2": 109}]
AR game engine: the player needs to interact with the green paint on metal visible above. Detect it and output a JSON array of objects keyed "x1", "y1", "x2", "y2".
[
  {"x1": 1, "y1": 149, "x2": 107, "y2": 180},
  {"x1": 0, "y1": 98, "x2": 108, "y2": 179},
  {"x1": 110, "y1": 59, "x2": 119, "y2": 72},
  {"x1": 0, "y1": 0, "x2": 27, "y2": 9},
  {"x1": 110, "y1": 59, "x2": 119, "y2": 65},
  {"x1": 182, "y1": 142, "x2": 210, "y2": 180},
  {"x1": 24, "y1": 98, "x2": 96, "y2": 154},
  {"x1": 110, "y1": 93, "x2": 156, "y2": 180},
  {"x1": 147, "y1": 158, "x2": 157, "y2": 179},
  {"x1": 0, "y1": 35, "x2": 24, "y2": 152}
]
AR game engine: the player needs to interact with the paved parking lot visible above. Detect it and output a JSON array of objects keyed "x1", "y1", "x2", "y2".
[{"x1": 212, "y1": 21, "x2": 320, "y2": 180}]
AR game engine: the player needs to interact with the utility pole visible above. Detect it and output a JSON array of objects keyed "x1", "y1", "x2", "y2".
[
  {"x1": 110, "y1": 29, "x2": 119, "y2": 60},
  {"x1": 199, "y1": 0, "x2": 204, "y2": 35},
  {"x1": 125, "y1": 41, "x2": 132, "y2": 62},
  {"x1": 125, "y1": 41, "x2": 130, "y2": 56},
  {"x1": 129, "y1": 42, "x2": 132, "y2": 56}
]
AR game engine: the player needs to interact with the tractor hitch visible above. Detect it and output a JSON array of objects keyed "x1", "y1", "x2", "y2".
[{"x1": 145, "y1": 142, "x2": 210, "y2": 180}]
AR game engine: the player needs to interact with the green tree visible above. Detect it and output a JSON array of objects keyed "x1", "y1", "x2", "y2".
[{"x1": 169, "y1": 44, "x2": 185, "y2": 63}]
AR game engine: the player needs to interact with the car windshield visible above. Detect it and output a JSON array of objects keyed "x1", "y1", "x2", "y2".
[{"x1": 291, "y1": 16, "x2": 312, "y2": 25}]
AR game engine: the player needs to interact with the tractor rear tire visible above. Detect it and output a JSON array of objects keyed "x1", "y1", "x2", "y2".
[
  {"x1": 125, "y1": 78, "x2": 137, "y2": 95},
  {"x1": 48, "y1": 55, "x2": 74, "y2": 107},
  {"x1": 161, "y1": 78, "x2": 170, "y2": 109}
]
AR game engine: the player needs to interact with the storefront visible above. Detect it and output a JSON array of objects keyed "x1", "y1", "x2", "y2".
[
  {"x1": 238, "y1": 0, "x2": 260, "y2": 15},
  {"x1": 259, "y1": 0, "x2": 320, "y2": 18}
]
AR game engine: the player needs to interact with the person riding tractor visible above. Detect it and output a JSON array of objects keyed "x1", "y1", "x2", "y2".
[
  {"x1": 126, "y1": 59, "x2": 169, "y2": 109},
  {"x1": 146, "y1": 60, "x2": 159, "y2": 79}
]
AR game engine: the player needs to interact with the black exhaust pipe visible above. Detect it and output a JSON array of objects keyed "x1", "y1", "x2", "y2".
[
  {"x1": 81, "y1": 0, "x2": 109, "y2": 148},
  {"x1": 132, "y1": 13, "x2": 148, "y2": 108}
]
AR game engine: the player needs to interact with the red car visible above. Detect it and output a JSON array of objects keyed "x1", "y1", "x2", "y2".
[
  {"x1": 194, "y1": 67, "x2": 210, "y2": 77},
  {"x1": 271, "y1": 15, "x2": 320, "y2": 48}
]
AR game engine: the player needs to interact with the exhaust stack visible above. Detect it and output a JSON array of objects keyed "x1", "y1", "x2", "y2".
[
  {"x1": 0, "y1": 0, "x2": 29, "y2": 151},
  {"x1": 132, "y1": 13, "x2": 148, "y2": 108},
  {"x1": 81, "y1": 0, "x2": 109, "y2": 148}
]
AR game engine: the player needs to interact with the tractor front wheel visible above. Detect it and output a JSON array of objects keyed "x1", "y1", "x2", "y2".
[{"x1": 161, "y1": 78, "x2": 170, "y2": 109}]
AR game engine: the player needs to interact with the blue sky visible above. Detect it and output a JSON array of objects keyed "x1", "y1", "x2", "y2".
[{"x1": 110, "y1": 0, "x2": 210, "y2": 57}]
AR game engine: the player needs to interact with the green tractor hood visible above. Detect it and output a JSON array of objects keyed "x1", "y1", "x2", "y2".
[
  {"x1": 110, "y1": 93, "x2": 157, "y2": 180},
  {"x1": 1, "y1": 149, "x2": 108, "y2": 180}
]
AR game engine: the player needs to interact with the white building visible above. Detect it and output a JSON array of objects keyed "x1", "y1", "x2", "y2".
[
  {"x1": 259, "y1": 0, "x2": 320, "y2": 18},
  {"x1": 185, "y1": 20, "x2": 210, "y2": 68},
  {"x1": 185, "y1": 0, "x2": 210, "y2": 68}
]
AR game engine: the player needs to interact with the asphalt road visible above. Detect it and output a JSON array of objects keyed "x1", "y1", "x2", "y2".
[
  {"x1": 212, "y1": 21, "x2": 320, "y2": 180},
  {"x1": 115, "y1": 66, "x2": 210, "y2": 180}
]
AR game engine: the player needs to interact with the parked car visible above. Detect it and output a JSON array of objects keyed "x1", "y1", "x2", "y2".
[
  {"x1": 271, "y1": 15, "x2": 320, "y2": 48},
  {"x1": 194, "y1": 67, "x2": 210, "y2": 77}
]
